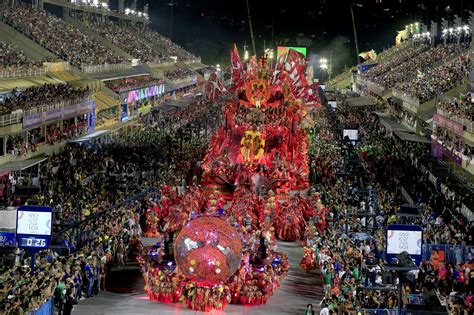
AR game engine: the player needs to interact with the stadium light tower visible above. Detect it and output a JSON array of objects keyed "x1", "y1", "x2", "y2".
[{"x1": 319, "y1": 58, "x2": 328, "y2": 69}]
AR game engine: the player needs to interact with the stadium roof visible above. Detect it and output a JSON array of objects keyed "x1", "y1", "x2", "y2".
[
  {"x1": 394, "y1": 131, "x2": 431, "y2": 144},
  {"x1": 374, "y1": 112, "x2": 407, "y2": 132},
  {"x1": 345, "y1": 96, "x2": 377, "y2": 107},
  {"x1": 68, "y1": 130, "x2": 111, "y2": 143},
  {"x1": 0, "y1": 157, "x2": 47, "y2": 175}
]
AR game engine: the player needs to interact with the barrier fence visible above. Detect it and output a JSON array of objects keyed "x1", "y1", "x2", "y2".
[
  {"x1": 392, "y1": 89, "x2": 421, "y2": 107},
  {"x1": 422, "y1": 244, "x2": 474, "y2": 265},
  {"x1": 364, "y1": 309, "x2": 399, "y2": 315},
  {"x1": 81, "y1": 63, "x2": 133, "y2": 74},
  {"x1": 436, "y1": 108, "x2": 474, "y2": 134},
  {"x1": 31, "y1": 297, "x2": 54, "y2": 315},
  {"x1": 0, "y1": 68, "x2": 47, "y2": 79},
  {"x1": 0, "y1": 112, "x2": 22, "y2": 127}
]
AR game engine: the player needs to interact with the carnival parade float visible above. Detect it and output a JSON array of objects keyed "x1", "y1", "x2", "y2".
[{"x1": 138, "y1": 46, "x2": 322, "y2": 311}]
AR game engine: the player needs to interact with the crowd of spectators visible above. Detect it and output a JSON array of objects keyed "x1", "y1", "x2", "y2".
[
  {"x1": 326, "y1": 43, "x2": 407, "y2": 87},
  {"x1": 373, "y1": 43, "x2": 467, "y2": 89},
  {"x1": 0, "y1": 92, "x2": 225, "y2": 314},
  {"x1": 164, "y1": 67, "x2": 195, "y2": 81},
  {"x1": 85, "y1": 19, "x2": 195, "y2": 64},
  {"x1": 433, "y1": 125, "x2": 474, "y2": 164},
  {"x1": 306, "y1": 94, "x2": 473, "y2": 314},
  {"x1": 104, "y1": 75, "x2": 162, "y2": 92},
  {"x1": 0, "y1": 200, "x2": 145, "y2": 315},
  {"x1": 0, "y1": 84, "x2": 90, "y2": 114},
  {"x1": 437, "y1": 92, "x2": 474, "y2": 122},
  {"x1": 0, "y1": 42, "x2": 40, "y2": 71},
  {"x1": 362, "y1": 44, "x2": 428, "y2": 79},
  {"x1": 1, "y1": 4, "x2": 124, "y2": 67},
  {"x1": 396, "y1": 53, "x2": 471, "y2": 103}
]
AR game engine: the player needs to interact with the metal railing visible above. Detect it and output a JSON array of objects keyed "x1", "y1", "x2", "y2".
[
  {"x1": 183, "y1": 57, "x2": 202, "y2": 64},
  {"x1": 23, "y1": 96, "x2": 93, "y2": 116},
  {"x1": 81, "y1": 63, "x2": 132, "y2": 74},
  {"x1": 148, "y1": 61, "x2": 175, "y2": 68},
  {"x1": 0, "y1": 112, "x2": 22, "y2": 127},
  {"x1": 392, "y1": 89, "x2": 421, "y2": 107},
  {"x1": 436, "y1": 108, "x2": 473, "y2": 133},
  {"x1": 0, "y1": 68, "x2": 47, "y2": 79},
  {"x1": 367, "y1": 80, "x2": 386, "y2": 96},
  {"x1": 363, "y1": 309, "x2": 399, "y2": 315}
]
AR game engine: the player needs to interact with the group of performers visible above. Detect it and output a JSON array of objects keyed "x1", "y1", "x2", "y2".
[{"x1": 138, "y1": 47, "x2": 325, "y2": 311}]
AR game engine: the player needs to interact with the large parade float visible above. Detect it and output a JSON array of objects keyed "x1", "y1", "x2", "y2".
[{"x1": 138, "y1": 46, "x2": 322, "y2": 311}]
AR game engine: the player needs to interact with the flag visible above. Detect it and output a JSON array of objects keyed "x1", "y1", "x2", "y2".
[
  {"x1": 396, "y1": 29, "x2": 409, "y2": 45},
  {"x1": 247, "y1": 55, "x2": 259, "y2": 74},
  {"x1": 285, "y1": 48, "x2": 305, "y2": 64},
  {"x1": 229, "y1": 44, "x2": 245, "y2": 89},
  {"x1": 205, "y1": 72, "x2": 226, "y2": 100},
  {"x1": 359, "y1": 50, "x2": 377, "y2": 61}
]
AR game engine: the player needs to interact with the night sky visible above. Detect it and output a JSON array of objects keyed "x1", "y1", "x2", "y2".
[{"x1": 133, "y1": 0, "x2": 473, "y2": 73}]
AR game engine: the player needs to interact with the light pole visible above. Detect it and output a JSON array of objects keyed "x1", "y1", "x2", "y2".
[
  {"x1": 319, "y1": 58, "x2": 328, "y2": 82},
  {"x1": 245, "y1": 0, "x2": 257, "y2": 56},
  {"x1": 350, "y1": 3, "x2": 361, "y2": 65}
]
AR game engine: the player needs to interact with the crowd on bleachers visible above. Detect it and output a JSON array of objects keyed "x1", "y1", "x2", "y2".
[
  {"x1": 362, "y1": 44, "x2": 428, "y2": 79},
  {"x1": 372, "y1": 43, "x2": 466, "y2": 89},
  {"x1": 104, "y1": 75, "x2": 162, "y2": 92},
  {"x1": 86, "y1": 19, "x2": 195, "y2": 64},
  {"x1": 0, "y1": 42, "x2": 40, "y2": 71},
  {"x1": 437, "y1": 92, "x2": 474, "y2": 122},
  {"x1": 395, "y1": 53, "x2": 471, "y2": 103},
  {"x1": 1, "y1": 4, "x2": 124, "y2": 67},
  {"x1": 306, "y1": 96, "x2": 473, "y2": 314},
  {"x1": 164, "y1": 67, "x2": 195, "y2": 81},
  {"x1": 0, "y1": 94, "x2": 224, "y2": 314},
  {"x1": 0, "y1": 84, "x2": 89, "y2": 114},
  {"x1": 326, "y1": 43, "x2": 410, "y2": 87},
  {"x1": 433, "y1": 125, "x2": 474, "y2": 164}
]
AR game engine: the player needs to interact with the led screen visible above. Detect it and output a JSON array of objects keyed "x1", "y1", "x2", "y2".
[
  {"x1": 387, "y1": 230, "x2": 422, "y2": 255},
  {"x1": 277, "y1": 46, "x2": 307, "y2": 58},
  {"x1": 17, "y1": 210, "x2": 52, "y2": 236}
]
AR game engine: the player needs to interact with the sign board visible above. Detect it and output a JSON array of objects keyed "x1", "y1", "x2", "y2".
[
  {"x1": 16, "y1": 206, "x2": 52, "y2": 251},
  {"x1": 386, "y1": 224, "x2": 423, "y2": 265}
]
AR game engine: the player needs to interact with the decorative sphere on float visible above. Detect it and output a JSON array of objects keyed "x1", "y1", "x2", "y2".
[{"x1": 174, "y1": 216, "x2": 243, "y2": 284}]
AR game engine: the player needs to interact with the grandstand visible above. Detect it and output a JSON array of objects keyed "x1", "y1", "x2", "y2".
[
  {"x1": 0, "y1": 0, "x2": 207, "y2": 161},
  {"x1": 327, "y1": 19, "x2": 474, "y2": 179}
]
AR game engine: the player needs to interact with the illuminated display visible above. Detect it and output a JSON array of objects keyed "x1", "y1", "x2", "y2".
[
  {"x1": 125, "y1": 84, "x2": 165, "y2": 104},
  {"x1": 16, "y1": 206, "x2": 52, "y2": 251},
  {"x1": 277, "y1": 46, "x2": 307, "y2": 58},
  {"x1": 20, "y1": 237, "x2": 48, "y2": 248}
]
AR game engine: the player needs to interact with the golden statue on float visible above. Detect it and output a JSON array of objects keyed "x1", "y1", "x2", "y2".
[{"x1": 240, "y1": 130, "x2": 265, "y2": 163}]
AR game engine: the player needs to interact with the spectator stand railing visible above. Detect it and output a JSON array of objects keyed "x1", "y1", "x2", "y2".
[
  {"x1": 392, "y1": 89, "x2": 421, "y2": 108},
  {"x1": 367, "y1": 80, "x2": 387, "y2": 97},
  {"x1": 0, "y1": 68, "x2": 47, "y2": 79},
  {"x1": 436, "y1": 107, "x2": 474, "y2": 134},
  {"x1": 54, "y1": 187, "x2": 158, "y2": 250},
  {"x1": 0, "y1": 111, "x2": 22, "y2": 127},
  {"x1": 361, "y1": 309, "x2": 400, "y2": 315},
  {"x1": 23, "y1": 96, "x2": 93, "y2": 116},
  {"x1": 31, "y1": 297, "x2": 54, "y2": 315},
  {"x1": 81, "y1": 63, "x2": 133, "y2": 74},
  {"x1": 422, "y1": 244, "x2": 474, "y2": 265},
  {"x1": 183, "y1": 57, "x2": 202, "y2": 65},
  {"x1": 148, "y1": 61, "x2": 175, "y2": 68}
]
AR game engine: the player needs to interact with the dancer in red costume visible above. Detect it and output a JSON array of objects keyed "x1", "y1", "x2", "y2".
[{"x1": 139, "y1": 47, "x2": 320, "y2": 312}]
